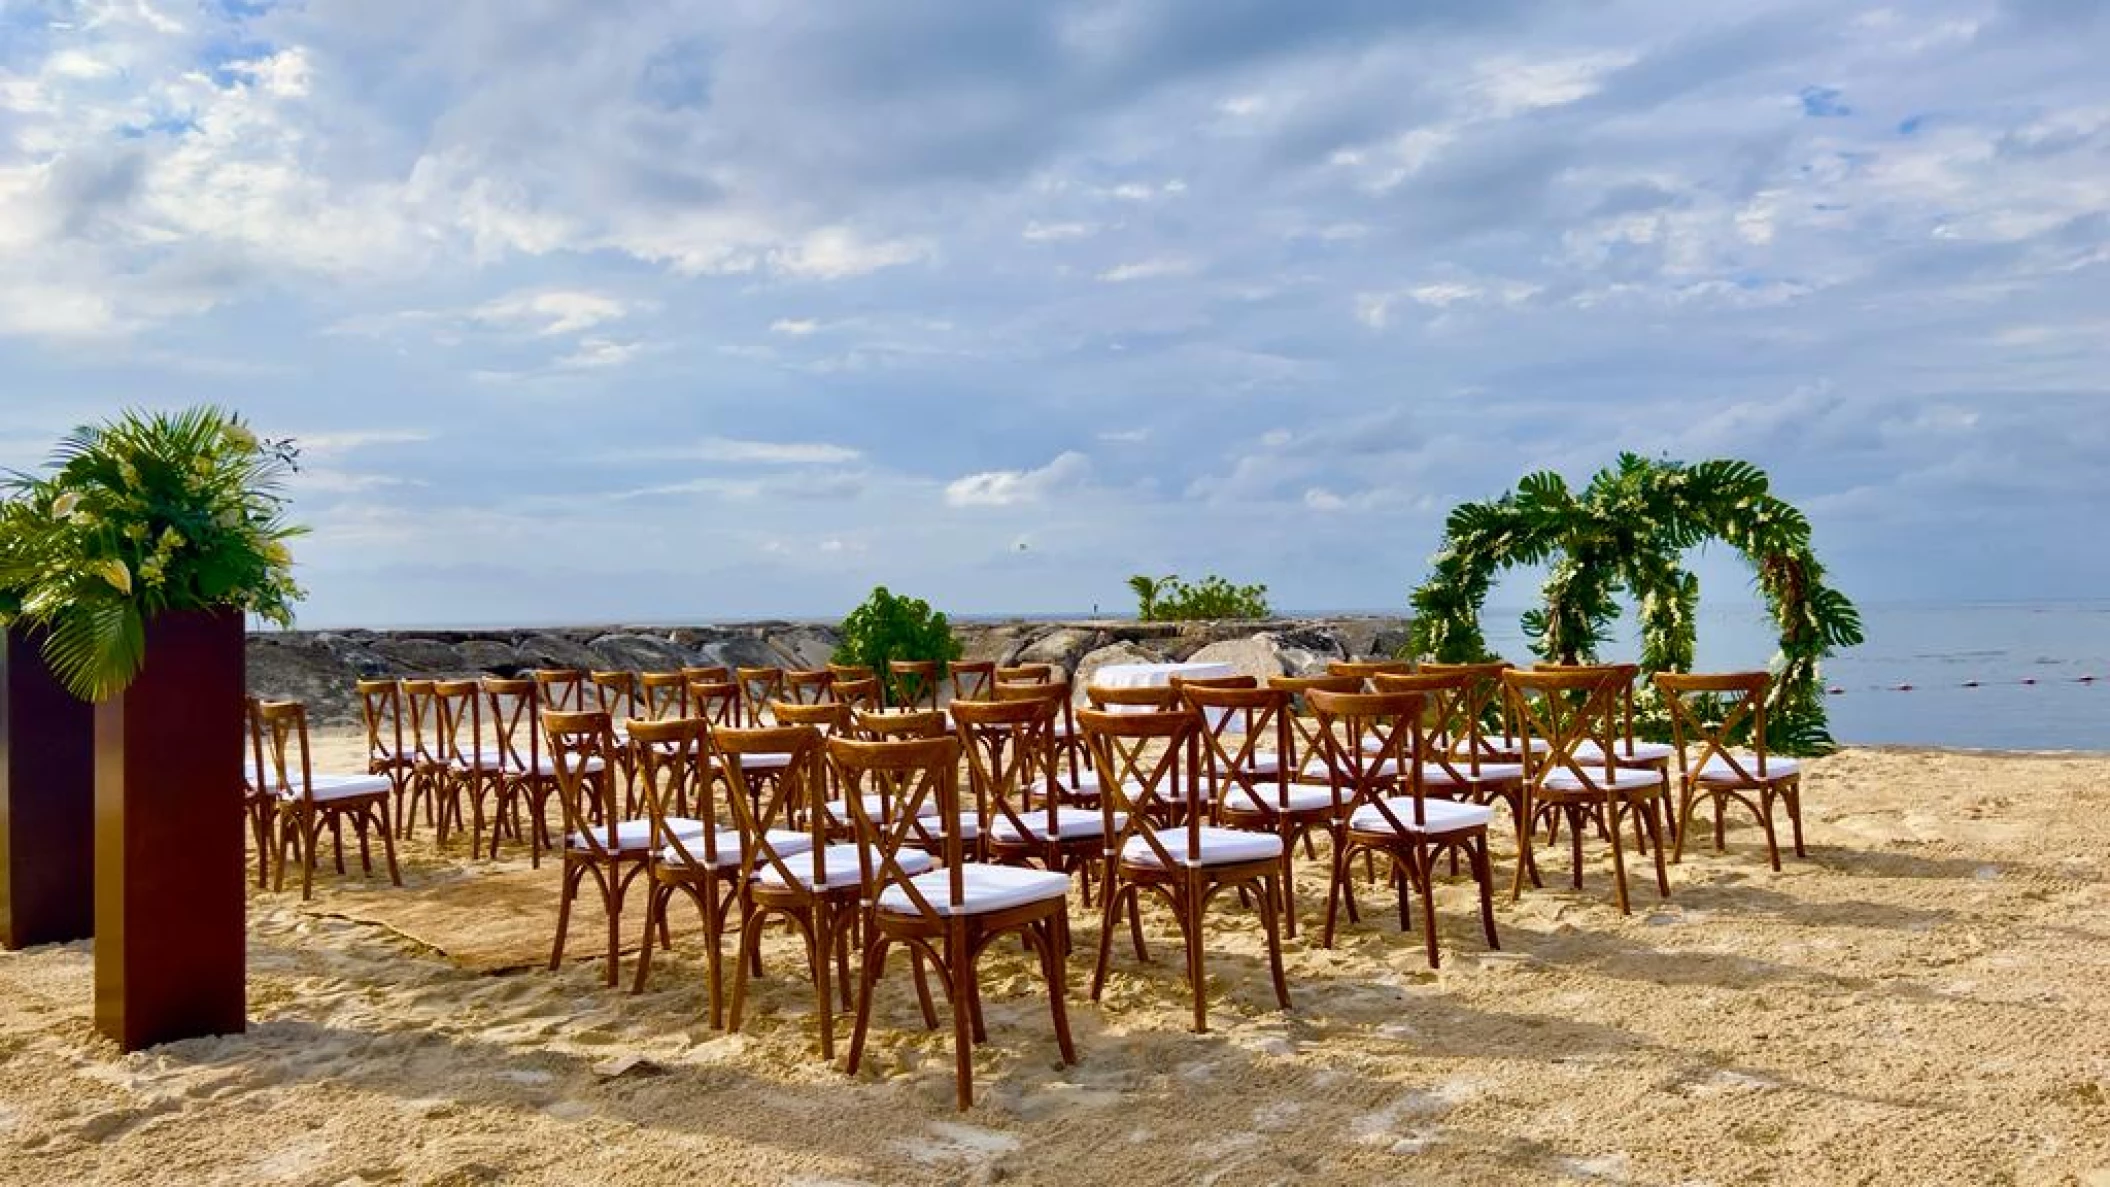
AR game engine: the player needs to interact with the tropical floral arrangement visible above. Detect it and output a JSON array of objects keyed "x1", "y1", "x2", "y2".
[{"x1": 0, "y1": 406, "x2": 304, "y2": 700}]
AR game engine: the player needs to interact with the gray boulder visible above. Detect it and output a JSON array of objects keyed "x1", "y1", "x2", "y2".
[
  {"x1": 517, "y1": 633, "x2": 606, "y2": 672},
  {"x1": 764, "y1": 626, "x2": 839, "y2": 670},
  {"x1": 1186, "y1": 635, "x2": 1290, "y2": 682},
  {"x1": 1014, "y1": 627, "x2": 1105, "y2": 677},
  {"x1": 370, "y1": 637, "x2": 465, "y2": 673},
  {"x1": 589, "y1": 633, "x2": 692, "y2": 672},
  {"x1": 457, "y1": 639, "x2": 523, "y2": 673}
]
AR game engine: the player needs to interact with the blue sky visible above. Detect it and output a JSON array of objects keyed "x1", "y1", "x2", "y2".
[{"x1": 2, "y1": 0, "x2": 2106, "y2": 627}]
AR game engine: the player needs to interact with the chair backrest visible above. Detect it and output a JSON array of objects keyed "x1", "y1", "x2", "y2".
[
  {"x1": 950, "y1": 660, "x2": 996, "y2": 702},
  {"x1": 829, "y1": 735, "x2": 965, "y2": 915},
  {"x1": 356, "y1": 678, "x2": 405, "y2": 768},
  {"x1": 831, "y1": 676, "x2": 884, "y2": 713},
  {"x1": 1266, "y1": 674, "x2": 1363, "y2": 766},
  {"x1": 627, "y1": 717, "x2": 721, "y2": 866},
  {"x1": 715, "y1": 725, "x2": 831, "y2": 889},
  {"x1": 1327, "y1": 660, "x2": 1413, "y2": 685},
  {"x1": 1416, "y1": 661, "x2": 1516, "y2": 757},
  {"x1": 681, "y1": 664, "x2": 731, "y2": 686},
  {"x1": 1372, "y1": 670, "x2": 1494, "y2": 780},
  {"x1": 244, "y1": 694, "x2": 270, "y2": 794},
  {"x1": 997, "y1": 663, "x2": 1054, "y2": 684},
  {"x1": 640, "y1": 670, "x2": 689, "y2": 720},
  {"x1": 996, "y1": 678, "x2": 1082, "y2": 784},
  {"x1": 1180, "y1": 683, "x2": 1295, "y2": 812},
  {"x1": 952, "y1": 696, "x2": 1058, "y2": 845},
  {"x1": 826, "y1": 662, "x2": 876, "y2": 686},
  {"x1": 1534, "y1": 661, "x2": 1640, "y2": 748},
  {"x1": 482, "y1": 676, "x2": 541, "y2": 773},
  {"x1": 784, "y1": 669, "x2": 835, "y2": 705},
  {"x1": 254, "y1": 698, "x2": 316, "y2": 800},
  {"x1": 687, "y1": 679, "x2": 742, "y2": 729},
  {"x1": 772, "y1": 698, "x2": 852, "y2": 736},
  {"x1": 433, "y1": 679, "x2": 490, "y2": 768},
  {"x1": 531, "y1": 668, "x2": 588, "y2": 713},
  {"x1": 736, "y1": 667, "x2": 785, "y2": 725},
  {"x1": 542, "y1": 709, "x2": 622, "y2": 855},
  {"x1": 1085, "y1": 683, "x2": 1181, "y2": 711},
  {"x1": 857, "y1": 708, "x2": 948, "y2": 741},
  {"x1": 888, "y1": 659, "x2": 942, "y2": 711},
  {"x1": 402, "y1": 679, "x2": 442, "y2": 766},
  {"x1": 591, "y1": 670, "x2": 641, "y2": 722},
  {"x1": 1501, "y1": 667, "x2": 1624, "y2": 794},
  {"x1": 1078, "y1": 706, "x2": 1201, "y2": 864},
  {"x1": 1170, "y1": 673, "x2": 1258, "y2": 692},
  {"x1": 1308, "y1": 688, "x2": 1427, "y2": 829},
  {"x1": 1653, "y1": 671, "x2": 1776, "y2": 783}
]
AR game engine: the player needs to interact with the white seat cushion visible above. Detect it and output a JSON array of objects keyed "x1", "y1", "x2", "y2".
[
  {"x1": 1349, "y1": 797, "x2": 1497, "y2": 835},
  {"x1": 1542, "y1": 765, "x2": 1665, "y2": 793},
  {"x1": 1207, "y1": 750, "x2": 1283, "y2": 774},
  {"x1": 519, "y1": 755, "x2": 607, "y2": 777},
  {"x1": 1695, "y1": 753, "x2": 1801, "y2": 782},
  {"x1": 1302, "y1": 756, "x2": 1400, "y2": 782},
  {"x1": 734, "y1": 751, "x2": 794, "y2": 771},
  {"x1": 1476, "y1": 734, "x2": 1551, "y2": 756},
  {"x1": 567, "y1": 815, "x2": 708, "y2": 852},
  {"x1": 1218, "y1": 783, "x2": 1340, "y2": 815},
  {"x1": 1055, "y1": 770, "x2": 1101, "y2": 799},
  {"x1": 756, "y1": 843, "x2": 934, "y2": 891},
  {"x1": 991, "y1": 807, "x2": 1125, "y2": 842},
  {"x1": 657, "y1": 827, "x2": 815, "y2": 869},
  {"x1": 1121, "y1": 825, "x2": 1284, "y2": 869},
  {"x1": 1573, "y1": 740, "x2": 1676, "y2": 764},
  {"x1": 821, "y1": 793, "x2": 943, "y2": 824},
  {"x1": 905, "y1": 812, "x2": 983, "y2": 845},
  {"x1": 282, "y1": 773, "x2": 392, "y2": 803},
  {"x1": 876, "y1": 863, "x2": 1071, "y2": 917},
  {"x1": 1424, "y1": 761, "x2": 1525, "y2": 787}
]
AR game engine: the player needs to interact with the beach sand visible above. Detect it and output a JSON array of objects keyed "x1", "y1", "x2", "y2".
[{"x1": 2, "y1": 742, "x2": 2107, "y2": 1186}]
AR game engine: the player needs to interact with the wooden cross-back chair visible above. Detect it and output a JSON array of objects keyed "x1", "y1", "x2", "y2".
[
  {"x1": 531, "y1": 668, "x2": 589, "y2": 713},
  {"x1": 996, "y1": 663, "x2": 1054, "y2": 684},
  {"x1": 640, "y1": 670, "x2": 689, "y2": 721},
  {"x1": 995, "y1": 679, "x2": 1090, "y2": 805},
  {"x1": 357, "y1": 678, "x2": 414, "y2": 836},
  {"x1": 481, "y1": 677, "x2": 558, "y2": 864},
  {"x1": 243, "y1": 696, "x2": 276, "y2": 888},
  {"x1": 826, "y1": 662, "x2": 876, "y2": 689},
  {"x1": 831, "y1": 676, "x2": 884, "y2": 713},
  {"x1": 626, "y1": 718, "x2": 746, "y2": 1027},
  {"x1": 1078, "y1": 706, "x2": 1290, "y2": 1034},
  {"x1": 721, "y1": 724, "x2": 897, "y2": 1062},
  {"x1": 949, "y1": 660, "x2": 996, "y2": 703},
  {"x1": 680, "y1": 665, "x2": 731, "y2": 687},
  {"x1": 399, "y1": 679, "x2": 446, "y2": 838},
  {"x1": 1418, "y1": 661, "x2": 1538, "y2": 764},
  {"x1": 434, "y1": 679, "x2": 509, "y2": 855},
  {"x1": 1308, "y1": 688, "x2": 1499, "y2": 968},
  {"x1": 1084, "y1": 683, "x2": 1182, "y2": 712},
  {"x1": 543, "y1": 709, "x2": 704, "y2": 987},
  {"x1": 857, "y1": 708, "x2": 949, "y2": 741},
  {"x1": 1372, "y1": 670, "x2": 1529, "y2": 855},
  {"x1": 1266, "y1": 673, "x2": 1363, "y2": 782},
  {"x1": 1502, "y1": 667, "x2": 1671, "y2": 914},
  {"x1": 256, "y1": 698, "x2": 401, "y2": 900},
  {"x1": 687, "y1": 679, "x2": 741, "y2": 729},
  {"x1": 956, "y1": 696, "x2": 1102, "y2": 902},
  {"x1": 785, "y1": 668, "x2": 835, "y2": 705},
  {"x1": 1537, "y1": 662, "x2": 1677, "y2": 797},
  {"x1": 834, "y1": 733, "x2": 1075, "y2": 1111},
  {"x1": 888, "y1": 660, "x2": 942, "y2": 713},
  {"x1": 1181, "y1": 682, "x2": 1333, "y2": 939},
  {"x1": 737, "y1": 667, "x2": 785, "y2": 726},
  {"x1": 1654, "y1": 671, "x2": 1805, "y2": 870}
]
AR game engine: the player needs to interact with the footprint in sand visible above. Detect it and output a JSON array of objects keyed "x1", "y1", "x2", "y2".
[{"x1": 895, "y1": 1121, "x2": 1021, "y2": 1166}]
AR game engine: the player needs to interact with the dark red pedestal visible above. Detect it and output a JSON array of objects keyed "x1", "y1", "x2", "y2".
[
  {"x1": 95, "y1": 608, "x2": 247, "y2": 1050},
  {"x1": 1, "y1": 626, "x2": 97, "y2": 949}
]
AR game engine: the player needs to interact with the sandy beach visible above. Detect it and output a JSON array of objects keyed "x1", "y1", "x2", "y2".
[{"x1": 3, "y1": 742, "x2": 2107, "y2": 1186}]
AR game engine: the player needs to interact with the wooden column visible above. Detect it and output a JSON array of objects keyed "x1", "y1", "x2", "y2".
[
  {"x1": 95, "y1": 608, "x2": 247, "y2": 1050},
  {"x1": 0, "y1": 626, "x2": 97, "y2": 949}
]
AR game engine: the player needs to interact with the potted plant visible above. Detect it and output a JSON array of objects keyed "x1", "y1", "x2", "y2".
[
  {"x1": 0, "y1": 406, "x2": 303, "y2": 1049},
  {"x1": 0, "y1": 498, "x2": 96, "y2": 950}
]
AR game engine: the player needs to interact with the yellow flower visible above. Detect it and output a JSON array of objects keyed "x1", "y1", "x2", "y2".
[
  {"x1": 50, "y1": 491, "x2": 81, "y2": 520},
  {"x1": 119, "y1": 460, "x2": 141, "y2": 489},
  {"x1": 221, "y1": 423, "x2": 258, "y2": 452},
  {"x1": 263, "y1": 540, "x2": 292, "y2": 566},
  {"x1": 95, "y1": 558, "x2": 134, "y2": 596}
]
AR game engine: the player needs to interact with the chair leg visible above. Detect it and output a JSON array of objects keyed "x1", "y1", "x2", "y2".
[
  {"x1": 1183, "y1": 887, "x2": 1209, "y2": 1035},
  {"x1": 844, "y1": 931, "x2": 888, "y2": 1077},
  {"x1": 1090, "y1": 876, "x2": 1122, "y2": 1003},
  {"x1": 377, "y1": 805, "x2": 402, "y2": 887},
  {"x1": 728, "y1": 906, "x2": 766, "y2": 1034},
  {"x1": 1473, "y1": 835, "x2": 1501, "y2": 949},
  {"x1": 1258, "y1": 875, "x2": 1291, "y2": 1010},
  {"x1": 910, "y1": 948, "x2": 941, "y2": 1029},
  {"x1": 1605, "y1": 801, "x2": 1633, "y2": 915},
  {"x1": 948, "y1": 925, "x2": 975, "y2": 1110},
  {"x1": 1758, "y1": 786, "x2": 1783, "y2": 871},
  {"x1": 549, "y1": 862, "x2": 582, "y2": 971},
  {"x1": 1646, "y1": 799, "x2": 1671, "y2": 898},
  {"x1": 1414, "y1": 846, "x2": 1441, "y2": 970},
  {"x1": 1041, "y1": 916, "x2": 1078, "y2": 1065},
  {"x1": 1785, "y1": 777, "x2": 1807, "y2": 857},
  {"x1": 1277, "y1": 834, "x2": 1299, "y2": 940},
  {"x1": 812, "y1": 906, "x2": 837, "y2": 1061},
  {"x1": 631, "y1": 883, "x2": 663, "y2": 995},
  {"x1": 701, "y1": 884, "x2": 729, "y2": 1030}
]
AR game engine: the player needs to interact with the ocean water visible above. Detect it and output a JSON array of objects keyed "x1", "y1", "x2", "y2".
[{"x1": 1475, "y1": 600, "x2": 2110, "y2": 752}]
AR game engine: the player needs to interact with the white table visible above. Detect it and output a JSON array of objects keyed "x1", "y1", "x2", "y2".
[{"x1": 1090, "y1": 661, "x2": 1237, "y2": 716}]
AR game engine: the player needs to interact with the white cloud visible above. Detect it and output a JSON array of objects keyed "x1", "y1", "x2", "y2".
[
  {"x1": 638, "y1": 437, "x2": 864, "y2": 466},
  {"x1": 770, "y1": 227, "x2": 928, "y2": 279},
  {"x1": 1097, "y1": 257, "x2": 1196, "y2": 283},
  {"x1": 770, "y1": 318, "x2": 821, "y2": 335},
  {"x1": 554, "y1": 337, "x2": 644, "y2": 369},
  {"x1": 1022, "y1": 221, "x2": 1099, "y2": 242},
  {"x1": 473, "y1": 290, "x2": 633, "y2": 337},
  {"x1": 944, "y1": 452, "x2": 1091, "y2": 507}
]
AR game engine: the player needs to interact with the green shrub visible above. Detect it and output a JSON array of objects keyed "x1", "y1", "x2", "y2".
[
  {"x1": 1131, "y1": 573, "x2": 1271, "y2": 622},
  {"x1": 831, "y1": 586, "x2": 962, "y2": 701}
]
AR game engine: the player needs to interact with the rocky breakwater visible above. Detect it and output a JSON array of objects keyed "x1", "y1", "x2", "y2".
[{"x1": 249, "y1": 616, "x2": 1411, "y2": 727}]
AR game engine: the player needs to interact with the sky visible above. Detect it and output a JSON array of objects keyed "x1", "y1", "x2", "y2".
[{"x1": 2, "y1": 0, "x2": 2107, "y2": 628}]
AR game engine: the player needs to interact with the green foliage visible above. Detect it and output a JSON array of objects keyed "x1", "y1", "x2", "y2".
[
  {"x1": 0, "y1": 406, "x2": 304, "y2": 701},
  {"x1": 831, "y1": 585, "x2": 963, "y2": 701},
  {"x1": 1407, "y1": 453, "x2": 1863, "y2": 756},
  {"x1": 1134, "y1": 573, "x2": 1271, "y2": 621}
]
